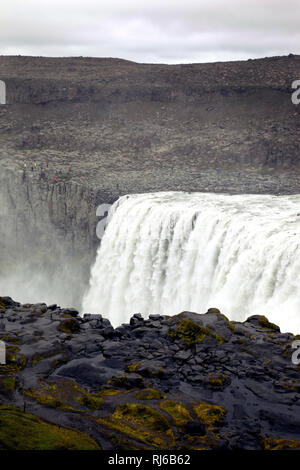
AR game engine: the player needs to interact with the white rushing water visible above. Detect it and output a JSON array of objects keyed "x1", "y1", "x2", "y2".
[{"x1": 82, "y1": 192, "x2": 300, "y2": 333}]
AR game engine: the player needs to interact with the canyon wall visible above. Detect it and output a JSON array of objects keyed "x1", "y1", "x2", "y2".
[{"x1": 0, "y1": 166, "x2": 105, "y2": 308}]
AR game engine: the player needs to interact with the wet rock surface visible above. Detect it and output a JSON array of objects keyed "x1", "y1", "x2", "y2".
[{"x1": 1, "y1": 296, "x2": 300, "y2": 450}]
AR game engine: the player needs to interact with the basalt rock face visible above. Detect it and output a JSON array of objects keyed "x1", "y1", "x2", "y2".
[
  {"x1": 0, "y1": 55, "x2": 300, "y2": 308},
  {"x1": 0, "y1": 296, "x2": 300, "y2": 450}
]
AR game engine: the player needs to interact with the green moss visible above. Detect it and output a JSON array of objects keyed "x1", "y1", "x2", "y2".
[
  {"x1": 280, "y1": 380, "x2": 300, "y2": 392},
  {"x1": 58, "y1": 318, "x2": 80, "y2": 334},
  {"x1": 98, "y1": 388, "x2": 123, "y2": 397},
  {"x1": 257, "y1": 316, "x2": 280, "y2": 332},
  {"x1": 6, "y1": 345, "x2": 20, "y2": 353},
  {"x1": 0, "y1": 297, "x2": 10, "y2": 311},
  {"x1": 0, "y1": 364, "x2": 19, "y2": 376},
  {"x1": 135, "y1": 388, "x2": 166, "y2": 400},
  {"x1": 6, "y1": 351, "x2": 27, "y2": 369},
  {"x1": 169, "y1": 318, "x2": 224, "y2": 346},
  {"x1": 98, "y1": 403, "x2": 175, "y2": 448},
  {"x1": 193, "y1": 402, "x2": 226, "y2": 427},
  {"x1": 183, "y1": 432, "x2": 221, "y2": 450},
  {"x1": 219, "y1": 314, "x2": 235, "y2": 332},
  {"x1": 22, "y1": 379, "x2": 84, "y2": 412},
  {"x1": 107, "y1": 373, "x2": 142, "y2": 389},
  {"x1": 77, "y1": 393, "x2": 103, "y2": 410},
  {"x1": 23, "y1": 388, "x2": 76, "y2": 411},
  {"x1": 160, "y1": 400, "x2": 192, "y2": 426},
  {"x1": 209, "y1": 373, "x2": 229, "y2": 388},
  {"x1": 151, "y1": 368, "x2": 165, "y2": 377},
  {"x1": 0, "y1": 359, "x2": 19, "y2": 392},
  {"x1": 32, "y1": 350, "x2": 65, "y2": 366},
  {"x1": 22, "y1": 379, "x2": 121, "y2": 413},
  {"x1": 1, "y1": 377, "x2": 16, "y2": 391},
  {"x1": 0, "y1": 404, "x2": 100, "y2": 450},
  {"x1": 3, "y1": 336, "x2": 22, "y2": 345},
  {"x1": 126, "y1": 362, "x2": 140, "y2": 373},
  {"x1": 262, "y1": 437, "x2": 300, "y2": 450}
]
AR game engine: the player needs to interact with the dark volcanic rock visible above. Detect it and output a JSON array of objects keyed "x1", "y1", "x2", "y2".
[{"x1": 0, "y1": 298, "x2": 300, "y2": 450}]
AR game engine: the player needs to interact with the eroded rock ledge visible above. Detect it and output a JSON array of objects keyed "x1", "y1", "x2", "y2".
[{"x1": 0, "y1": 296, "x2": 300, "y2": 450}]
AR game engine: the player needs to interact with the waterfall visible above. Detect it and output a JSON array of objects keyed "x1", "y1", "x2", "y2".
[{"x1": 82, "y1": 192, "x2": 300, "y2": 333}]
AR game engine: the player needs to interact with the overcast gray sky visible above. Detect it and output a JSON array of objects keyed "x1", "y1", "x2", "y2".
[{"x1": 1, "y1": 0, "x2": 299, "y2": 63}]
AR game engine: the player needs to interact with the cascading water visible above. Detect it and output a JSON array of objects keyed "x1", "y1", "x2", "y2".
[{"x1": 82, "y1": 192, "x2": 300, "y2": 333}]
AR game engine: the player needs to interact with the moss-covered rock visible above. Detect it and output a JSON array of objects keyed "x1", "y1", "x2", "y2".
[
  {"x1": 77, "y1": 392, "x2": 103, "y2": 410},
  {"x1": 0, "y1": 404, "x2": 100, "y2": 450},
  {"x1": 169, "y1": 318, "x2": 224, "y2": 346},
  {"x1": 98, "y1": 403, "x2": 175, "y2": 448},
  {"x1": 22, "y1": 379, "x2": 84, "y2": 412},
  {"x1": 107, "y1": 373, "x2": 144, "y2": 389},
  {"x1": 183, "y1": 432, "x2": 222, "y2": 450},
  {"x1": 207, "y1": 308, "x2": 221, "y2": 314},
  {"x1": 23, "y1": 387, "x2": 76, "y2": 411},
  {"x1": 58, "y1": 318, "x2": 80, "y2": 334},
  {"x1": 97, "y1": 388, "x2": 123, "y2": 397},
  {"x1": 126, "y1": 362, "x2": 140, "y2": 373},
  {"x1": 208, "y1": 372, "x2": 230, "y2": 389},
  {"x1": 262, "y1": 437, "x2": 300, "y2": 450},
  {"x1": 135, "y1": 388, "x2": 166, "y2": 400},
  {"x1": 6, "y1": 351, "x2": 27, "y2": 369},
  {"x1": 247, "y1": 315, "x2": 280, "y2": 332},
  {"x1": 193, "y1": 402, "x2": 226, "y2": 427},
  {"x1": 0, "y1": 297, "x2": 15, "y2": 311},
  {"x1": 160, "y1": 400, "x2": 192, "y2": 426},
  {"x1": 2, "y1": 335, "x2": 22, "y2": 345},
  {"x1": 0, "y1": 374, "x2": 16, "y2": 393},
  {"x1": 32, "y1": 349, "x2": 65, "y2": 366},
  {"x1": 257, "y1": 316, "x2": 280, "y2": 332},
  {"x1": 0, "y1": 364, "x2": 19, "y2": 377}
]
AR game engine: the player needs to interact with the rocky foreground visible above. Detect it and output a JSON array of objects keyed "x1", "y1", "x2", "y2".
[{"x1": 0, "y1": 295, "x2": 300, "y2": 450}]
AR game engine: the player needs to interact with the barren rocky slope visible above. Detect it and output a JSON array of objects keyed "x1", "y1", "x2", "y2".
[{"x1": 1, "y1": 54, "x2": 300, "y2": 191}]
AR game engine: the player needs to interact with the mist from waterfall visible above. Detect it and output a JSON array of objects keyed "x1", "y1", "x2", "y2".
[
  {"x1": 0, "y1": 184, "x2": 87, "y2": 311},
  {"x1": 83, "y1": 192, "x2": 300, "y2": 333}
]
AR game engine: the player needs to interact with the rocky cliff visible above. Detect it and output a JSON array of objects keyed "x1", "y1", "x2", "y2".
[
  {"x1": 1, "y1": 55, "x2": 300, "y2": 179},
  {"x1": 0, "y1": 296, "x2": 300, "y2": 450}
]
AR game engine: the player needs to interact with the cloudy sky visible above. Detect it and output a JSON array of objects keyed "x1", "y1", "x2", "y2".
[{"x1": 1, "y1": 0, "x2": 299, "y2": 63}]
